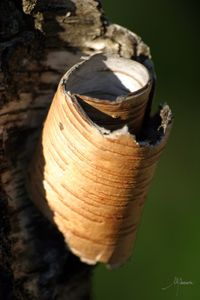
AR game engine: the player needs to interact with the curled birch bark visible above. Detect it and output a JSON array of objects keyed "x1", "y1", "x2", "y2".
[{"x1": 27, "y1": 53, "x2": 172, "y2": 267}]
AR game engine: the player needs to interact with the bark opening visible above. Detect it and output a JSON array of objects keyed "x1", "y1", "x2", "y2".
[
  {"x1": 63, "y1": 53, "x2": 152, "y2": 134},
  {"x1": 64, "y1": 54, "x2": 149, "y2": 99}
]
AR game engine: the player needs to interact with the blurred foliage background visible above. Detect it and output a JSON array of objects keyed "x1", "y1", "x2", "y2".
[{"x1": 94, "y1": 0, "x2": 200, "y2": 299}]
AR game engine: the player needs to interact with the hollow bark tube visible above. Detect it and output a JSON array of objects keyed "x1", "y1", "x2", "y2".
[
  {"x1": 27, "y1": 54, "x2": 171, "y2": 267},
  {"x1": 63, "y1": 54, "x2": 152, "y2": 134}
]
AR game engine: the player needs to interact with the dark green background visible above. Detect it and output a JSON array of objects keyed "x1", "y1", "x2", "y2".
[{"x1": 94, "y1": 1, "x2": 200, "y2": 299}]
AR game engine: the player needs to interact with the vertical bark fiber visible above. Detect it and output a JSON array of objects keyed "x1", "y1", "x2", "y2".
[{"x1": 0, "y1": 0, "x2": 172, "y2": 299}]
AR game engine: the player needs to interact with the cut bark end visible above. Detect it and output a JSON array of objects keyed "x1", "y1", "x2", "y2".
[
  {"x1": 64, "y1": 54, "x2": 152, "y2": 134},
  {"x1": 65, "y1": 54, "x2": 150, "y2": 97},
  {"x1": 27, "y1": 53, "x2": 172, "y2": 267}
]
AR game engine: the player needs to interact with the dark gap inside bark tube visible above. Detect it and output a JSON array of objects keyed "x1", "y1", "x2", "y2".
[{"x1": 64, "y1": 54, "x2": 152, "y2": 135}]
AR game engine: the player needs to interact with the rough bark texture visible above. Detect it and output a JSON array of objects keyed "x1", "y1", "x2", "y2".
[{"x1": 0, "y1": 1, "x2": 154, "y2": 299}]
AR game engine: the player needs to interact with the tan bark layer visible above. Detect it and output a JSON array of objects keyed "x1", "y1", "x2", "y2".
[{"x1": 27, "y1": 54, "x2": 172, "y2": 267}]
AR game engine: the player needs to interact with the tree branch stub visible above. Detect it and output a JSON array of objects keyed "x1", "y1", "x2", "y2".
[{"x1": 0, "y1": 0, "x2": 172, "y2": 299}]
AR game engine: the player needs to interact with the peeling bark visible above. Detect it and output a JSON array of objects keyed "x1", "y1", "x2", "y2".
[{"x1": 0, "y1": 0, "x2": 171, "y2": 299}]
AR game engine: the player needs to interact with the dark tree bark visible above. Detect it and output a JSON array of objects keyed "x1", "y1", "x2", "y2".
[{"x1": 0, "y1": 1, "x2": 152, "y2": 299}]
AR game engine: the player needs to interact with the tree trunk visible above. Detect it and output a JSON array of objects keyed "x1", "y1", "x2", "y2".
[{"x1": 0, "y1": 1, "x2": 165, "y2": 299}]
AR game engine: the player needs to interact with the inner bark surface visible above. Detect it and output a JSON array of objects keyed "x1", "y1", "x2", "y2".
[
  {"x1": 65, "y1": 55, "x2": 149, "y2": 100},
  {"x1": 64, "y1": 55, "x2": 150, "y2": 131}
]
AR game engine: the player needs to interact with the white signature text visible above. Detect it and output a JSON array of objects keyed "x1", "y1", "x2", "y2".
[{"x1": 162, "y1": 276, "x2": 194, "y2": 296}]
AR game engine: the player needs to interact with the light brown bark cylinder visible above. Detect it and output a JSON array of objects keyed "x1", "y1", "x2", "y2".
[{"x1": 27, "y1": 54, "x2": 172, "y2": 267}]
